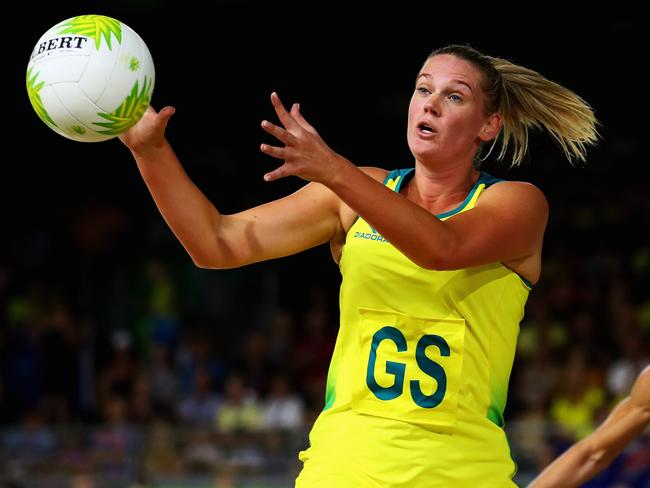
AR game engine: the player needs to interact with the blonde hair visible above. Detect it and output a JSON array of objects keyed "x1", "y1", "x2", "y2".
[{"x1": 429, "y1": 45, "x2": 599, "y2": 166}]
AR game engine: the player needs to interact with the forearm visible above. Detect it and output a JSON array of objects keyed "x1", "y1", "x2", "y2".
[
  {"x1": 529, "y1": 401, "x2": 649, "y2": 488},
  {"x1": 528, "y1": 440, "x2": 601, "y2": 488},
  {"x1": 131, "y1": 139, "x2": 223, "y2": 266},
  {"x1": 327, "y1": 158, "x2": 454, "y2": 269}
]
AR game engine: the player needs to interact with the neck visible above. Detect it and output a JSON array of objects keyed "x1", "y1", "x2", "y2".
[{"x1": 405, "y1": 162, "x2": 480, "y2": 214}]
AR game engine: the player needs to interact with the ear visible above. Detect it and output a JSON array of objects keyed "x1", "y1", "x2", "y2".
[{"x1": 479, "y1": 113, "x2": 502, "y2": 142}]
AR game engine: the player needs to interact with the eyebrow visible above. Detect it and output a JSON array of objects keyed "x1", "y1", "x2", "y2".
[{"x1": 416, "y1": 73, "x2": 473, "y2": 93}]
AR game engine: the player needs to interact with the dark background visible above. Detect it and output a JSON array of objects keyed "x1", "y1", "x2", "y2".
[{"x1": 9, "y1": 4, "x2": 643, "y2": 302}]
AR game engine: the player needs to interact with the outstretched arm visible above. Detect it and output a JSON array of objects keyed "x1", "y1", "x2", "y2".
[
  {"x1": 120, "y1": 105, "x2": 343, "y2": 269},
  {"x1": 527, "y1": 366, "x2": 650, "y2": 488}
]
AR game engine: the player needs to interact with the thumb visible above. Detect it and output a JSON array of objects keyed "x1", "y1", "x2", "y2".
[
  {"x1": 157, "y1": 106, "x2": 176, "y2": 127},
  {"x1": 291, "y1": 103, "x2": 318, "y2": 135}
]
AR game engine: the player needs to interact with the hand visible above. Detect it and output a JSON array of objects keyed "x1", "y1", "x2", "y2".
[
  {"x1": 260, "y1": 92, "x2": 343, "y2": 184},
  {"x1": 119, "y1": 105, "x2": 176, "y2": 156}
]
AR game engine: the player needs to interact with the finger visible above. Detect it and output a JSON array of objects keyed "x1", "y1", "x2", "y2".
[
  {"x1": 292, "y1": 104, "x2": 318, "y2": 135},
  {"x1": 261, "y1": 119, "x2": 295, "y2": 145},
  {"x1": 263, "y1": 163, "x2": 292, "y2": 182},
  {"x1": 260, "y1": 143, "x2": 287, "y2": 160},
  {"x1": 270, "y1": 92, "x2": 298, "y2": 130}
]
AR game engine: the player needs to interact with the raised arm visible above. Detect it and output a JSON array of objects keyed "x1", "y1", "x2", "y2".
[
  {"x1": 120, "y1": 106, "x2": 342, "y2": 269},
  {"x1": 528, "y1": 366, "x2": 650, "y2": 488},
  {"x1": 261, "y1": 93, "x2": 548, "y2": 277}
]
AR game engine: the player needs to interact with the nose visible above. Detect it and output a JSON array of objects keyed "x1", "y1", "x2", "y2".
[{"x1": 424, "y1": 94, "x2": 441, "y2": 116}]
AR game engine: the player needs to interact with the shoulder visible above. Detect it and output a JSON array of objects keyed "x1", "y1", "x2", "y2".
[
  {"x1": 474, "y1": 181, "x2": 549, "y2": 246},
  {"x1": 479, "y1": 180, "x2": 549, "y2": 216},
  {"x1": 359, "y1": 166, "x2": 389, "y2": 183}
]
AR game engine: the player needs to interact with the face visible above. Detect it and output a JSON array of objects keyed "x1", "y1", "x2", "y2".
[{"x1": 407, "y1": 54, "x2": 499, "y2": 167}]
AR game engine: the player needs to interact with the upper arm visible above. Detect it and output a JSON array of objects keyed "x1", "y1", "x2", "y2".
[
  {"x1": 200, "y1": 165, "x2": 386, "y2": 269},
  {"x1": 436, "y1": 181, "x2": 549, "y2": 270},
  {"x1": 202, "y1": 181, "x2": 342, "y2": 268}
]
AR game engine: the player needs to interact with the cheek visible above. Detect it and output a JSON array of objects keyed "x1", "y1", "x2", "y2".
[
  {"x1": 406, "y1": 111, "x2": 418, "y2": 139},
  {"x1": 448, "y1": 113, "x2": 482, "y2": 140},
  {"x1": 407, "y1": 100, "x2": 417, "y2": 127}
]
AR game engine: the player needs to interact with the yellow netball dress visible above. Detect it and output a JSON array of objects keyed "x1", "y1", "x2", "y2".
[{"x1": 295, "y1": 168, "x2": 531, "y2": 488}]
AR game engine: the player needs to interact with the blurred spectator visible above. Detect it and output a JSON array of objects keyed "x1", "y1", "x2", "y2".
[
  {"x1": 142, "y1": 419, "x2": 183, "y2": 479},
  {"x1": 92, "y1": 395, "x2": 138, "y2": 478},
  {"x1": 238, "y1": 330, "x2": 272, "y2": 396},
  {"x1": 517, "y1": 295, "x2": 568, "y2": 361},
  {"x1": 549, "y1": 349, "x2": 606, "y2": 441},
  {"x1": 1, "y1": 289, "x2": 44, "y2": 422},
  {"x1": 178, "y1": 366, "x2": 221, "y2": 428},
  {"x1": 216, "y1": 372, "x2": 262, "y2": 434},
  {"x1": 514, "y1": 339, "x2": 559, "y2": 413},
  {"x1": 128, "y1": 371, "x2": 154, "y2": 424},
  {"x1": 98, "y1": 330, "x2": 137, "y2": 411},
  {"x1": 182, "y1": 430, "x2": 223, "y2": 474},
  {"x1": 147, "y1": 343, "x2": 178, "y2": 413},
  {"x1": 138, "y1": 258, "x2": 180, "y2": 354},
  {"x1": 260, "y1": 371, "x2": 305, "y2": 432},
  {"x1": 292, "y1": 304, "x2": 336, "y2": 416},
  {"x1": 71, "y1": 473, "x2": 95, "y2": 488},
  {"x1": 2, "y1": 409, "x2": 56, "y2": 461},
  {"x1": 39, "y1": 299, "x2": 79, "y2": 424},
  {"x1": 606, "y1": 332, "x2": 650, "y2": 400},
  {"x1": 176, "y1": 329, "x2": 228, "y2": 398},
  {"x1": 266, "y1": 308, "x2": 295, "y2": 370}
]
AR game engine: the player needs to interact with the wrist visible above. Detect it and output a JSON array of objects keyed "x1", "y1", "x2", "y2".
[
  {"x1": 130, "y1": 138, "x2": 170, "y2": 161},
  {"x1": 322, "y1": 154, "x2": 353, "y2": 189}
]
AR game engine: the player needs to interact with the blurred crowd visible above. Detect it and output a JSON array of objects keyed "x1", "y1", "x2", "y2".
[{"x1": 1, "y1": 148, "x2": 649, "y2": 486}]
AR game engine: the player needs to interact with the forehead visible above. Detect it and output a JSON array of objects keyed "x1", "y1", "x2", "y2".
[{"x1": 418, "y1": 54, "x2": 483, "y2": 88}]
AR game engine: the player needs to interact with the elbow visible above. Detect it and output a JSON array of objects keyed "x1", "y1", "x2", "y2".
[
  {"x1": 192, "y1": 258, "x2": 213, "y2": 270},
  {"x1": 582, "y1": 436, "x2": 615, "y2": 474},
  {"x1": 424, "y1": 229, "x2": 462, "y2": 270},
  {"x1": 418, "y1": 241, "x2": 458, "y2": 271},
  {"x1": 192, "y1": 259, "x2": 233, "y2": 270},
  {"x1": 189, "y1": 250, "x2": 226, "y2": 270},
  {"x1": 186, "y1": 236, "x2": 240, "y2": 270},
  {"x1": 191, "y1": 255, "x2": 216, "y2": 269},
  {"x1": 419, "y1": 255, "x2": 450, "y2": 271},
  {"x1": 587, "y1": 448, "x2": 611, "y2": 473},
  {"x1": 191, "y1": 251, "x2": 243, "y2": 270}
]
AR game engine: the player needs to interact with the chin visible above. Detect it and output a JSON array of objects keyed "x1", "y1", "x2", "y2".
[{"x1": 410, "y1": 146, "x2": 438, "y2": 162}]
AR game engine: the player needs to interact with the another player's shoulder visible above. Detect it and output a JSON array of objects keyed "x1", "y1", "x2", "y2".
[{"x1": 359, "y1": 166, "x2": 390, "y2": 183}]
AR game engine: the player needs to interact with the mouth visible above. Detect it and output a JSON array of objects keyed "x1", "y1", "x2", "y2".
[{"x1": 416, "y1": 122, "x2": 437, "y2": 137}]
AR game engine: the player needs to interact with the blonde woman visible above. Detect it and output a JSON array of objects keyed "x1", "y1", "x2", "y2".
[{"x1": 120, "y1": 44, "x2": 598, "y2": 487}]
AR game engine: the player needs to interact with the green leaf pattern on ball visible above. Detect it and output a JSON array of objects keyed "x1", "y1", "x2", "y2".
[
  {"x1": 26, "y1": 68, "x2": 57, "y2": 128},
  {"x1": 93, "y1": 76, "x2": 153, "y2": 135},
  {"x1": 58, "y1": 15, "x2": 122, "y2": 50}
]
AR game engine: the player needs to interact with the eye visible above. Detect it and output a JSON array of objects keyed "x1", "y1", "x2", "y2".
[
  {"x1": 448, "y1": 93, "x2": 463, "y2": 103},
  {"x1": 416, "y1": 86, "x2": 431, "y2": 95}
]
